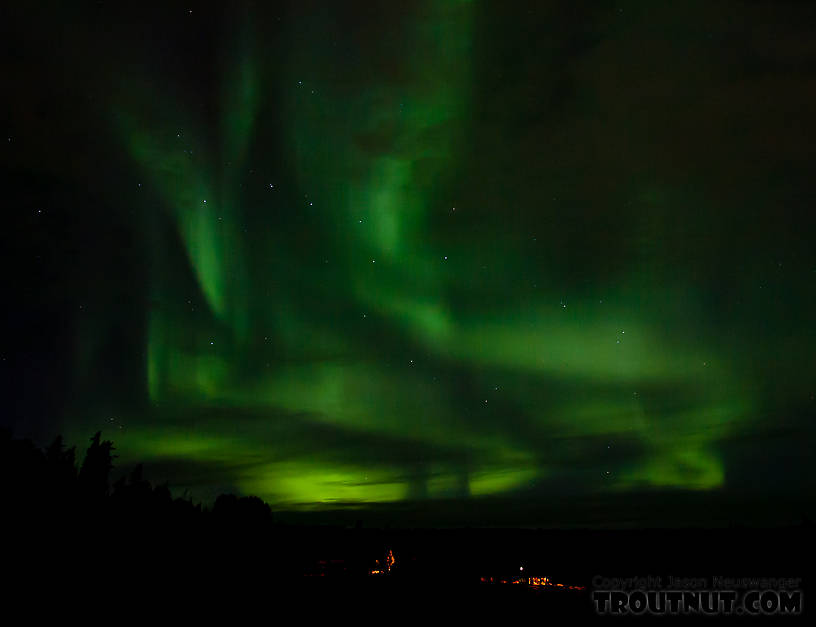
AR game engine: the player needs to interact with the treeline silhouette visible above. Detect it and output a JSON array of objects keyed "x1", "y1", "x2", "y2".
[
  {"x1": 3, "y1": 429, "x2": 420, "y2": 604},
  {"x1": 2, "y1": 429, "x2": 274, "y2": 527},
  {"x1": 2, "y1": 429, "x2": 809, "y2": 614},
  {"x1": 1, "y1": 429, "x2": 353, "y2": 601},
  {"x1": 0, "y1": 429, "x2": 584, "y2": 614}
]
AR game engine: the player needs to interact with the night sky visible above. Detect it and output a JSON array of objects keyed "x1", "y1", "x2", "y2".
[{"x1": 3, "y1": 0, "x2": 815, "y2": 527}]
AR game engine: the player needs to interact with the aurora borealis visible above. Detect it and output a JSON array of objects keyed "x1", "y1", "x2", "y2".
[{"x1": 3, "y1": 1, "x2": 816, "y2": 525}]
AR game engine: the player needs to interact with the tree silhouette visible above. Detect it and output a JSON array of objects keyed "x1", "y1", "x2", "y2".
[
  {"x1": 46, "y1": 435, "x2": 77, "y2": 478},
  {"x1": 78, "y1": 431, "x2": 116, "y2": 500}
]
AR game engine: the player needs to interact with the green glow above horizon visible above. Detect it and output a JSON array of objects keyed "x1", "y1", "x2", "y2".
[{"x1": 91, "y1": 0, "x2": 789, "y2": 512}]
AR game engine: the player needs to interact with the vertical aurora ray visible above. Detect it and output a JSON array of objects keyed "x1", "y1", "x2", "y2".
[
  {"x1": 286, "y1": 0, "x2": 473, "y2": 348},
  {"x1": 115, "y1": 22, "x2": 259, "y2": 341}
]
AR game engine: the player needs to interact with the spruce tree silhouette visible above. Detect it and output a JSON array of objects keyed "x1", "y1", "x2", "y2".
[
  {"x1": 46, "y1": 435, "x2": 77, "y2": 478},
  {"x1": 78, "y1": 431, "x2": 116, "y2": 501},
  {"x1": 43, "y1": 434, "x2": 77, "y2": 509}
]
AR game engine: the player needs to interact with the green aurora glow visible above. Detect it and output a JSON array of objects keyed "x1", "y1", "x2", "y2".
[{"x1": 4, "y1": 0, "x2": 815, "y2": 523}]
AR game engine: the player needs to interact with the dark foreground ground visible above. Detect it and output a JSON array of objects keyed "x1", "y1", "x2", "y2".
[
  {"x1": 4, "y1": 432, "x2": 808, "y2": 619},
  {"x1": 6, "y1": 521, "x2": 810, "y2": 621}
]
